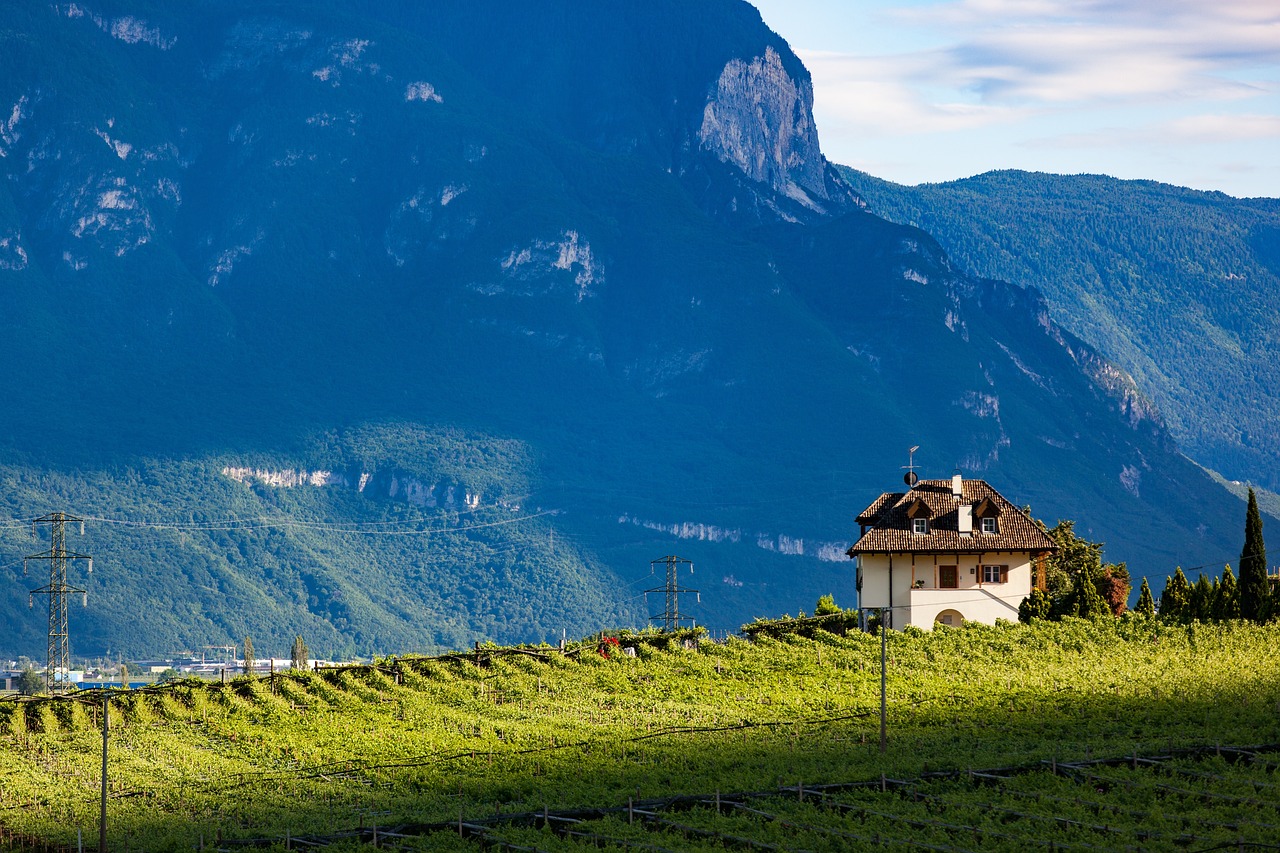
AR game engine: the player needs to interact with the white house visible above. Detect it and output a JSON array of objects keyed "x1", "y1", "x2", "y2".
[{"x1": 847, "y1": 474, "x2": 1056, "y2": 629}]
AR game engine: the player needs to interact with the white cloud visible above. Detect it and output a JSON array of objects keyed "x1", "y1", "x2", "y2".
[
  {"x1": 1163, "y1": 113, "x2": 1280, "y2": 142},
  {"x1": 808, "y1": 2, "x2": 1279, "y2": 117},
  {"x1": 1022, "y1": 112, "x2": 1280, "y2": 151},
  {"x1": 782, "y1": 0, "x2": 1279, "y2": 194}
]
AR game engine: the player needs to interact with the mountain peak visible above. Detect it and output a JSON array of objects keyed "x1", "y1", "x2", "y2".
[{"x1": 699, "y1": 45, "x2": 827, "y2": 210}]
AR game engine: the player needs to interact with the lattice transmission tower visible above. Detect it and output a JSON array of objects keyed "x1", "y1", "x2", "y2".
[
  {"x1": 24, "y1": 512, "x2": 93, "y2": 693},
  {"x1": 645, "y1": 555, "x2": 699, "y2": 632}
]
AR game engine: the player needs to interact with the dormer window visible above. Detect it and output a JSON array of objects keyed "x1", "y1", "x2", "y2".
[
  {"x1": 981, "y1": 516, "x2": 997, "y2": 535},
  {"x1": 912, "y1": 518, "x2": 929, "y2": 535}
]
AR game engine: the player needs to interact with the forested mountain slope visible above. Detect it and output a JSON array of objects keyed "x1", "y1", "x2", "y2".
[
  {"x1": 0, "y1": 2, "x2": 1256, "y2": 657},
  {"x1": 837, "y1": 167, "x2": 1280, "y2": 489}
]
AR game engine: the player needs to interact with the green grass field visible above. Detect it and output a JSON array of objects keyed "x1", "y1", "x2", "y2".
[{"x1": 1, "y1": 617, "x2": 1278, "y2": 851}]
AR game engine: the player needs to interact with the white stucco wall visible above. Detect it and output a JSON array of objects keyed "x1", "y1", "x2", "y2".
[{"x1": 858, "y1": 551, "x2": 1034, "y2": 629}]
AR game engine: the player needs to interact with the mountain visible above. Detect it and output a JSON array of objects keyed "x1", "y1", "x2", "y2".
[
  {"x1": 0, "y1": 1, "x2": 1255, "y2": 659},
  {"x1": 836, "y1": 167, "x2": 1280, "y2": 490}
]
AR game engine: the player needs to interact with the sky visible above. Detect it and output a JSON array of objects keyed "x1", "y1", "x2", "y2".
[{"x1": 749, "y1": 0, "x2": 1280, "y2": 198}]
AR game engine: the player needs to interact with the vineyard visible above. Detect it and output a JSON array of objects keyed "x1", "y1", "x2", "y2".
[{"x1": 1, "y1": 618, "x2": 1278, "y2": 851}]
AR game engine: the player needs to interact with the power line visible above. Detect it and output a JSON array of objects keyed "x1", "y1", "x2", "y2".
[
  {"x1": 0, "y1": 507, "x2": 557, "y2": 537},
  {"x1": 24, "y1": 513, "x2": 93, "y2": 693},
  {"x1": 645, "y1": 555, "x2": 699, "y2": 632}
]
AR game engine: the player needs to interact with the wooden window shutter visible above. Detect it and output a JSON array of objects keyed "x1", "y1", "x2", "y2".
[{"x1": 1000, "y1": 565, "x2": 1009, "y2": 584}]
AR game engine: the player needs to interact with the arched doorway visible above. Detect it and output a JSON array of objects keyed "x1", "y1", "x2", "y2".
[{"x1": 935, "y1": 609, "x2": 964, "y2": 627}]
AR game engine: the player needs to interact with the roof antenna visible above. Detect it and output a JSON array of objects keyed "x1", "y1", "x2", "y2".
[{"x1": 902, "y1": 445, "x2": 920, "y2": 488}]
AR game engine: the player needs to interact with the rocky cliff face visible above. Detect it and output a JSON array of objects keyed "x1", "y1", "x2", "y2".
[{"x1": 699, "y1": 46, "x2": 828, "y2": 211}]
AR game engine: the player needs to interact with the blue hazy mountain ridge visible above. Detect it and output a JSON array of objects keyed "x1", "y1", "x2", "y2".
[
  {"x1": 837, "y1": 167, "x2": 1280, "y2": 492},
  {"x1": 0, "y1": 0, "x2": 1254, "y2": 658}
]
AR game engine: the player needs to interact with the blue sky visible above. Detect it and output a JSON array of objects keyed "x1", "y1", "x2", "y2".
[{"x1": 750, "y1": 0, "x2": 1280, "y2": 198}]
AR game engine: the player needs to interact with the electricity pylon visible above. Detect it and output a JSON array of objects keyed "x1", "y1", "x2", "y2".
[
  {"x1": 645, "y1": 555, "x2": 699, "y2": 632},
  {"x1": 25, "y1": 512, "x2": 93, "y2": 693}
]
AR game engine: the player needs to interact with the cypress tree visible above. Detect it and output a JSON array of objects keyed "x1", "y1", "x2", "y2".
[
  {"x1": 1135, "y1": 577, "x2": 1155, "y2": 617},
  {"x1": 1239, "y1": 488, "x2": 1270, "y2": 622},
  {"x1": 243, "y1": 635, "x2": 256, "y2": 678},
  {"x1": 290, "y1": 634, "x2": 309, "y2": 670},
  {"x1": 1069, "y1": 567, "x2": 1111, "y2": 619},
  {"x1": 1213, "y1": 566, "x2": 1241, "y2": 620},
  {"x1": 1190, "y1": 574, "x2": 1214, "y2": 622},
  {"x1": 1160, "y1": 568, "x2": 1191, "y2": 623}
]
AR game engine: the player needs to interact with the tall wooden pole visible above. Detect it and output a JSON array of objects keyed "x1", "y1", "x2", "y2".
[
  {"x1": 879, "y1": 608, "x2": 887, "y2": 754},
  {"x1": 100, "y1": 695, "x2": 108, "y2": 853}
]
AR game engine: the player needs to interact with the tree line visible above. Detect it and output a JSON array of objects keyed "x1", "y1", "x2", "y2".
[{"x1": 1020, "y1": 487, "x2": 1275, "y2": 625}]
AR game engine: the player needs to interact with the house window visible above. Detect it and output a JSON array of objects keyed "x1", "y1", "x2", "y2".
[
  {"x1": 981, "y1": 516, "x2": 997, "y2": 534},
  {"x1": 982, "y1": 565, "x2": 1007, "y2": 584},
  {"x1": 939, "y1": 565, "x2": 958, "y2": 589},
  {"x1": 912, "y1": 518, "x2": 929, "y2": 534}
]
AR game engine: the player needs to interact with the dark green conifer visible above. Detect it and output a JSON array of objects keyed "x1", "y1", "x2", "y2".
[
  {"x1": 1018, "y1": 589, "x2": 1052, "y2": 622},
  {"x1": 1190, "y1": 574, "x2": 1214, "y2": 621},
  {"x1": 1068, "y1": 567, "x2": 1112, "y2": 619},
  {"x1": 290, "y1": 634, "x2": 309, "y2": 670},
  {"x1": 1213, "y1": 566, "x2": 1241, "y2": 620},
  {"x1": 1239, "y1": 488, "x2": 1271, "y2": 623},
  {"x1": 243, "y1": 635, "x2": 256, "y2": 678},
  {"x1": 1160, "y1": 568, "x2": 1191, "y2": 623},
  {"x1": 1135, "y1": 577, "x2": 1155, "y2": 617}
]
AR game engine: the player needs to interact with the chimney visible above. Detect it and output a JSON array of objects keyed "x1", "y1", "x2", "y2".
[
  {"x1": 958, "y1": 504, "x2": 973, "y2": 536},
  {"x1": 952, "y1": 471, "x2": 963, "y2": 498}
]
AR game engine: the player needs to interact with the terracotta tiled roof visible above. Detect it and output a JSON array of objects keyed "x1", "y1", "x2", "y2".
[
  {"x1": 847, "y1": 479, "x2": 1056, "y2": 556},
  {"x1": 856, "y1": 492, "x2": 903, "y2": 526}
]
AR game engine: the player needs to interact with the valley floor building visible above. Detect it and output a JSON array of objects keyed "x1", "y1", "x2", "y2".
[{"x1": 848, "y1": 474, "x2": 1056, "y2": 628}]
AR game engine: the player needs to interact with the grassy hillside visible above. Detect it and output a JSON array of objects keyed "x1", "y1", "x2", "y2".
[{"x1": 1, "y1": 618, "x2": 1277, "y2": 850}]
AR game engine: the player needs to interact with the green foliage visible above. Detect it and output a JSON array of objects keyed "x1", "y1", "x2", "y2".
[
  {"x1": 740, "y1": 611, "x2": 861, "y2": 639},
  {"x1": 1239, "y1": 488, "x2": 1271, "y2": 622},
  {"x1": 0, "y1": 431, "x2": 643, "y2": 658},
  {"x1": 16, "y1": 668, "x2": 43, "y2": 696},
  {"x1": 1160, "y1": 568, "x2": 1191, "y2": 623},
  {"x1": 1190, "y1": 574, "x2": 1215, "y2": 622},
  {"x1": 1037, "y1": 518, "x2": 1128, "y2": 618},
  {"x1": 1042, "y1": 519, "x2": 1103, "y2": 601},
  {"x1": 290, "y1": 635, "x2": 309, "y2": 671},
  {"x1": 1064, "y1": 568, "x2": 1112, "y2": 620},
  {"x1": 0, "y1": 621, "x2": 1278, "y2": 851},
  {"x1": 1135, "y1": 577, "x2": 1155, "y2": 617},
  {"x1": 813, "y1": 594, "x2": 841, "y2": 616},
  {"x1": 1213, "y1": 566, "x2": 1241, "y2": 620},
  {"x1": 1164, "y1": 565, "x2": 1246, "y2": 625},
  {"x1": 1018, "y1": 588, "x2": 1051, "y2": 623}
]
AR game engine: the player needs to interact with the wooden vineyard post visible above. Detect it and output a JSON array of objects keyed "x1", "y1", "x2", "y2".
[
  {"x1": 879, "y1": 607, "x2": 888, "y2": 754},
  {"x1": 99, "y1": 694, "x2": 108, "y2": 853}
]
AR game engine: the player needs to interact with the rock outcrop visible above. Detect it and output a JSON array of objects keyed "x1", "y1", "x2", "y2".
[{"x1": 699, "y1": 47, "x2": 828, "y2": 211}]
